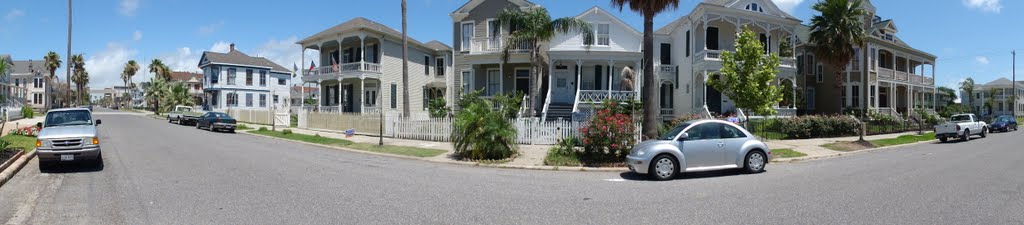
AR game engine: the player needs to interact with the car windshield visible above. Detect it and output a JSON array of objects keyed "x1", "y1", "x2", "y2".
[
  {"x1": 658, "y1": 123, "x2": 691, "y2": 140},
  {"x1": 951, "y1": 115, "x2": 971, "y2": 122},
  {"x1": 45, "y1": 110, "x2": 93, "y2": 127}
]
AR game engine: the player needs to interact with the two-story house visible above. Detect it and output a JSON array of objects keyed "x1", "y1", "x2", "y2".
[
  {"x1": 297, "y1": 17, "x2": 453, "y2": 115},
  {"x1": 796, "y1": 0, "x2": 937, "y2": 117},
  {"x1": 541, "y1": 6, "x2": 643, "y2": 121},
  {"x1": 168, "y1": 71, "x2": 205, "y2": 106},
  {"x1": 451, "y1": 0, "x2": 539, "y2": 112},
  {"x1": 199, "y1": 44, "x2": 293, "y2": 111},
  {"x1": 8, "y1": 59, "x2": 47, "y2": 109},
  {"x1": 654, "y1": 0, "x2": 801, "y2": 118},
  {"x1": 963, "y1": 78, "x2": 1023, "y2": 117}
]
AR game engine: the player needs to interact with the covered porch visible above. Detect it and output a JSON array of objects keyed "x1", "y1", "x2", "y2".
[
  {"x1": 300, "y1": 77, "x2": 382, "y2": 114},
  {"x1": 543, "y1": 52, "x2": 641, "y2": 121},
  {"x1": 873, "y1": 81, "x2": 936, "y2": 118}
]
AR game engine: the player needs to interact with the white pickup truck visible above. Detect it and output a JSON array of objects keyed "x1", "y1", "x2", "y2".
[{"x1": 934, "y1": 113, "x2": 988, "y2": 143}]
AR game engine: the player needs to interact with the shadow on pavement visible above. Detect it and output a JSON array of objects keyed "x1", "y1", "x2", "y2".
[
  {"x1": 618, "y1": 169, "x2": 750, "y2": 181},
  {"x1": 40, "y1": 160, "x2": 105, "y2": 174}
]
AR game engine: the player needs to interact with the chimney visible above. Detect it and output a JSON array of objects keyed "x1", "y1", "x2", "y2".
[{"x1": 229, "y1": 43, "x2": 235, "y2": 52}]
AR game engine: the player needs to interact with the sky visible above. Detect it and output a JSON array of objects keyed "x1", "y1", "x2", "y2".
[{"x1": 1, "y1": 0, "x2": 1021, "y2": 100}]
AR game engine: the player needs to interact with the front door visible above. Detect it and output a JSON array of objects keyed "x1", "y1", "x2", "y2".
[
  {"x1": 681, "y1": 123, "x2": 725, "y2": 168},
  {"x1": 707, "y1": 85, "x2": 723, "y2": 114},
  {"x1": 344, "y1": 84, "x2": 354, "y2": 112},
  {"x1": 515, "y1": 69, "x2": 530, "y2": 95},
  {"x1": 552, "y1": 71, "x2": 574, "y2": 103}
]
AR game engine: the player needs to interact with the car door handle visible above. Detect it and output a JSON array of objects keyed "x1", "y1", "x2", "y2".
[{"x1": 717, "y1": 142, "x2": 725, "y2": 148}]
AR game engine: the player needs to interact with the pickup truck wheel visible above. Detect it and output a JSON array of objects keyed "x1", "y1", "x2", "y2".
[
  {"x1": 980, "y1": 128, "x2": 987, "y2": 138},
  {"x1": 939, "y1": 137, "x2": 948, "y2": 143},
  {"x1": 962, "y1": 129, "x2": 970, "y2": 142}
]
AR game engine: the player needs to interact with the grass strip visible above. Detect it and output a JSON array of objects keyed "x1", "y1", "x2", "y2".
[
  {"x1": 249, "y1": 130, "x2": 446, "y2": 158},
  {"x1": 771, "y1": 148, "x2": 807, "y2": 158}
]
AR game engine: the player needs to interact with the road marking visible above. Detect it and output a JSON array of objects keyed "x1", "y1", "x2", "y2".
[{"x1": 603, "y1": 178, "x2": 627, "y2": 182}]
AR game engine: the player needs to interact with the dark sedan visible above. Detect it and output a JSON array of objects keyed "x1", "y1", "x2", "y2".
[
  {"x1": 989, "y1": 115, "x2": 1018, "y2": 132},
  {"x1": 195, "y1": 112, "x2": 237, "y2": 133}
]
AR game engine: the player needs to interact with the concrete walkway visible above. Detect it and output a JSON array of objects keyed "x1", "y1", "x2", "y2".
[
  {"x1": 1, "y1": 117, "x2": 44, "y2": 136},
  {"x1": 766, "y1": 131, "x2": 930, "y2": 162}
]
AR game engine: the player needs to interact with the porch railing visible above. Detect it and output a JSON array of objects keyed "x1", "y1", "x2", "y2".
[
  {"x1": 878, "y1": 68, "x2": 894, "y2": 79},
  {"x1": 895, "y1": 71, "x2": 908, "y2": 81},
  {"x1": 780, "y1": 57, "x2": 796, "y2": 68},
  {"x1": 471, "y1": 36, "x2": 531, "y2": 54},
  {"x1": 303, "y1": 62, "x2": 382, "y2": 77},
  {"x1": 577, "y1": 90, "x2": 636, "y2": 103}
]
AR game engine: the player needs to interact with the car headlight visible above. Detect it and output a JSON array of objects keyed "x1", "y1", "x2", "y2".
[
  {"x1": 636, "y1": 149, "x2": 646, "y2": 156},
  {"x1": 35, "y1": 139, "x2": 42, "y2": 148},
  {"x1": 91, "y1": 137, "x2": 100, "y2": 145}
]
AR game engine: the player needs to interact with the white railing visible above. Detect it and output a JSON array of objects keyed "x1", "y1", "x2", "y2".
[
  {"x1": 660, "y1": 108, "x2": 674, "y2": 115},
  {"x1": 780, "y1": 57, "x2": 796, "y2": 68},
  {"x1": 911, "y1": 75, "x2": 922, "y2": 84},
  {"x1": 541, "y1": 81, "x2": 553, "y2": 121},
  {"x1": 878, "y1": 68, "x2": 894, "y2": 79},
  {"x1": 775, "y1": 108, "x2": 797, "y2": 117},
  {"x1": 470, "y1": 37, "x2": 532, "y2": 54},
  {"x1": 303, "y1": 62, "x2": 383, "y2": 77},
  {"x1": 895, "y1": 71, "x2": 908, "y2": 81},
  {"x1": 362, "y1": 105, "x2": 381, "y2": 115},
  {"x1": 320, "y1": 106, "x2": 340, "y2": 113},
  {"x1": 924, "y1": 77, "x2": 934, "y2": 85},
  {"x1": 658, "y1": 65, "x2": 676, "y2": 81},
  {"x1": 577, "y1": 90, "x2": 636, "y2": 103},
  {"x1": 363, "y1": 63, "x2": 381, "y2": 72},
  {"x1": 694, "y1": 50, "x2": 723, "y2": 63}
]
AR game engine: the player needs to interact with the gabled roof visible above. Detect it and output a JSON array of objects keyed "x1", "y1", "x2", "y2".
[
  {"x1": 9, "y1": 59, "x2": 46, "y2": 75},
  {"x1": 169, "y1": 71, "x2": 203, "y2": 83},
  {"x1": 577, "y1": 6, "x2": 641, "y2": 37},
  {"x1": 450, "y1": 0, "x2": 536, "y2": 15},
  {"x1": 424, "y1": 41, "x2": 453, "y2": 52},
  {"x1": 984, "y1": 78, "x2": 1015, "y2": 86},
  {"x1": 871, "y1": 19, "x2": 898, "y2": 34},
  {"x1": 703, "y1": 0, "x2": 799, "y2": 20},
  {"x1": 199, "y1": 49, "x2": 291, "y2": 73},
  {"x1": 296, "y1": 17, "x2": 444, "y2": 54}
]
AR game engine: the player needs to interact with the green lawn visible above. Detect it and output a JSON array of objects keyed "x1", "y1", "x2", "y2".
[
  {"x1": 248, "y1": 130, "x2": 446, "y2": 158},
  {"x1": 1, "y1": 134, "x2": 37, "y2": 153},
  {"x1": 543, "y1": 149, "x2": 582, "y2": 167},
  {"x1": 869, "y1": 132, "x2": 935, "y2": 147},
  {"x1": 236, "y1": 124, "x2": 254, "y2": 130},
  {"x1": 771, "y1": 148, "x2": 806, "y2": 158}
]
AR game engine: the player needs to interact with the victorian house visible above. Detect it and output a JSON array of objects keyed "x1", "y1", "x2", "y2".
[{"x1": 199, "y1": 44, "x2": 293, "y2": 111}]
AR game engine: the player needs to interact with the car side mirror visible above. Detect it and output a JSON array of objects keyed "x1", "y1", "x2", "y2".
[
  {"x1": 96, "y1": 120, "x2": 102, "y2": 125},
  {"x1": 677, "y1": 132, "x2": 689, "y2": 141},
  {"x1": 36, "y1": 122, "x2": 43, "y2": 128}
]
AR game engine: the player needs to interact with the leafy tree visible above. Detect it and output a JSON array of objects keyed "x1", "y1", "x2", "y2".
[
  {"x1": 960, "y1": 78, "x2": 975, "y2": 113},
  {"x1": 163, "y1": 82, "x2": 194, "y2": 112},
  {"x1": 427, "y1": 98, "x2": 450, "y2": 118},
  {"x1": 809, "y1": 0, "x2": 867, "y2": 113},
  {"x1": 985, "y1": 88, "x2": 998, "y2": 115},
  {"x1": 778, "y1": 37, "x2": 793, "y2": 58},
  {"x1": 708, "y1": 27, "x2": 783, "y2": 116},
  {"x1": 450, "y1": 90, "x2": 518, "y2": 160},
  {"x1": 497, "y1": 7, "x2": 593, "y2": 117},
  {"x1": 611, "y1": 0, "x2": 679, "y2": 139},
  {"x1": 939, "y1": 103, "x2": 970, "y2": 119},
  {"x1": 937, "y1": 86, "x2": 957, "y2": 106},
  {"x1": 122, "y1": 60, "x2": 140, "y2": 109},
  {"x1": 43, "y1": 51, "x2": 62, "y2": 110},
  {"x1": 145, "y1": 76, "x2": 168, "y2": 115}
]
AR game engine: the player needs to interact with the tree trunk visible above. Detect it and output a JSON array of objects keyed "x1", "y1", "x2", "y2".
[
  {"x1": 400, "y1": 0, "x2": 410, "y2": 118},
  {"x1": 835, "y1": 69, "x2": 844, "y2": 114},
  {"x1": 528, "y1": 48, "x2": 541, "y2": 118},
  {"x1": 641, "y1": 14, "x2": 658, "y2": 139},
  {"x1": 44, "y1": 77, "x2": 51, "y2": 110}
]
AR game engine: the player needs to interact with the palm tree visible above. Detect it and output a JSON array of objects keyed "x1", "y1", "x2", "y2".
[
  {"x1": 960, "y1": 78, "x2": 975, "y2": 113},
  {"x1": 43, "y1": 51, "x2": 62, "y2": 110},
  {"x1": 145, "y1": 76, "x2": 167, "y2": 115},
  {"x1": 164, "y1": 82, "x2": 194, "y2": 112},
  {"x1": 72, "y1": 69, "x2": 89, "y2": 105},
  {"x1": 401, "y1": 0, "x2": 410, "y2": 118},
  {"x1": 611, "y1": 0, "x2": 679, "y2": 139},
  {"x1": 149, "y1": 59, "x2": 170, "y2": 80},
  {"x1": 809, "y1": 0, "x2": 867, "y2": 113},
  {"x1": 122, "y1": 60, "x2": 139, "y2": 109},
  {"x1": 497, "y1": 7, "x2": 593, "y2": 117},
  {"x1": 70, "y1": 54, "x2": 85, "y2": 106}
]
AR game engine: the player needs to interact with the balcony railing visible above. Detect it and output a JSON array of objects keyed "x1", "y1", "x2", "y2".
[
  {"x1": 303, "y1": 62, "x2": 382, "y2": 77},
  {"x1": 780, "y1": 57, "x2": 796, "y2": 68},
  {"x1": 878, "y1": 68, "x2": 894, "y2": 79},
  {"x1": 578, "y1": 90, "x2": 636, "y2": 103},
  {"x1": 694, "y1": 50, "x2": 723, "y2": 63},
  {"x1": 895, "y1": 71, "x2": 908, "y2": 81},
  {"x1": 924, "y1": 77, "x2": 934, "y2": 85},
  {"x1": 469, "y1": 36, "x2": 532, "y2": 54}
]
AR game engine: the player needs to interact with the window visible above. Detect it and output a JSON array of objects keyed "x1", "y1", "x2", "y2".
[
  {"x1": 32, "y1": 78, "x2": 37, "y2": 88},
  {"x1": 852, "y1": 85, "x2": 860, "y2": 108},
  {"x1": 246, "y1": 93, "x2": 253, "y2": 107},
  {"x1": 278, "y1": 78, "x2": 286, "y2": 85},
  {"x1": 721, "y1": 124, "x2": 747, "y2": 138},
  {"x1": 745, "y1": 3, "x2": 763, "y2": 12},
  {"x1": 596, "y1": 24, "x2": 610, "y2": 46},
  {"x1": 706, "y1": 27, "x2": 719, "y2": 50},
  {"x1": 210, "y1": 67, "x2": 220, "y2": 84},
  {"x1": 273, "y1": 95, "x2": 279, "y2": 104},
  {"x1": 806, "y1": 87, "x2": 816, "y2": 109},
  {"x1": 870, "y1": 85, "x2": 876, "y2": 107},
  {"x1": 816, "y1": 64, "x2": 823, "y2": 83},
  {"x1": 797, "y1": 55, "x2": 804, "y2": 75},
  {"x1": 227, "y1": 68, "x2": 236, "y2": 85},
  {"x1": 841, "y1": 86, "x2": 847, "y2": 107},
  {"x1": 435, "y1": 58, "x2": 445, "y2": 75},
  {"x1": 685, "y1": 30, "x2": 691, "y2": 57},
  {"x1": 14, "y1": 79, "x2": 18, "y2": 87},
  {"x1": 487, "y1": 70, "x2": 500, "y2": 96},
  {"x1": 422, "y1": 87, "x2": 428, "y2": 110},
  {"x1": 805, "y1": 55, "x2": 815, "y2": 75},
  {"x1": 461, "y1": 71, "x2": 472, "y2": 94},
  {"x1": 684, "y1": 123, "x2": 722, "y2": 141},
  {"x1": 390, "y1": 83, "x2": 398, "y2": 108},
  {"x1": 759, "y1": 33, "x2": 769, "y2": 54},
  {"x1": 424, "y1": 56, "x2": 430, "y2": 75},
  {"x1": 259, "y1": 71, "x2": 267, "y2": 86},
  {"x1": 660, "y1": 43, "x2": 672, "y2": 63},
  {"x1": 246, "y1": 69, "x2": 253, "y2": 86},
  {"x1": 461, "y1": 22, "x2": 473, "y2": 51},
  {"x1": 259, "y1": 94, "x2": 267, "y2": 107},
  {"x1": 227, "y1": 93, "x2": 238, "y2": 106}
]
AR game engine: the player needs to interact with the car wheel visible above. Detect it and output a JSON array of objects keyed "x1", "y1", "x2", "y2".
[
  {"x1": 38, "y1": 161, "x2": 50, "y2": 171},
  {"x1": 962, "y1": 129, "x2": 970, "y2": 142},
  {"x1": 744, "y1": 151, "x2": 767, "y2": 174},
  {"x1": 980, "y1": 128, "x2": 987, "y2": 138},
  {"x1": 196, "y1": 122, "x2": 201, "y2": 129},
  {"x1": 648, "y1": 155, "x2": 678, "y2": 181},
  {"x1": 228, "y1": 129, "x2": 235, "y2": 133},
  {"x1": 939, "y1": 137, "x2": 948, "y2": 143}
]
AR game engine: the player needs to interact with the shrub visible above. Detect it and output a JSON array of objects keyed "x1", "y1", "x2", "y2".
[
  {"x1": 258, "y1": 127, "x2": 268, "y2": 132},
  {"x1": 21, "y1": 107, "x2": 33, "y2": 119},
  {"x1": 451, "y1": 90, "x2": 518, "y2": 160},
  {"x1": 428, "y1": 98, "x2": 450, "y2": 118},
  {"x1": 544, "y1": 137, "x2": 582, "y2": 166},
  {"x1": 777, "y1": 115, "x2": 860, "y2": 139},
  {"x1": 580, "y1": 100, "x2": 637, "y2": 160},
  {"x1": 8, "y1": 126, "x2": 41, "y2": 137},
  {"x1": 282, "y1": 129, "x2": 293, "y2": 135},
  {"x1": 867, "y1": 110, "x2": 899, "y2": 126}
]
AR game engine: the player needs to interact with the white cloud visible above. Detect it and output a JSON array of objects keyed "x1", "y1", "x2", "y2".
[
  {"x1": 5, "y1": 9, "x2": 25, "y2": 21},
  {"x1": 132, "y1": 30, "x2": 143, "y2": 41},
  {"x1": 210, "y1": 41, "x2": 232, "y2": 53},
  {"x1": 154, "y1": 41, "x2": 233, "y2": 76},
  {"x1": 120, "y1": 0, "x2": 139, "y2": 16},
  {"x1": 84, "y1": 42, "x2": 139, "y2": 89},
  {"x1": 963, "y1": 0, "x2": 1002, "y2": 13},
  {"x1": 975, "y1": 56, "x2": 990, "y2": 65},
  {"x1": 252, "y1": 36, "x2": 316, "y2": 73},
  {"x1": 198, "y1": 21, "x2": 225, "y2": 35},
  {"x1": 772, "y1": 0, "x2": 804, "y2": 14}
]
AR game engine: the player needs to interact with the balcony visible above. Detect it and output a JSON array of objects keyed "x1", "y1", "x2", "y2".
[
  {"x1": 895, "y1": 71, "x2": 908, "y2": 82},
  {"x1": 301, "y1": 62, "x2": 382, "y2": 81},
  {"x1": 468, "y1": 36, "x2": 532, "y2": 55},
  {"x1": 876, "y1": 67, "x2": 934, "y2": 85},
  {"x1": 780, "y1": 57, "x2": 797, "y2": 69},
  {"x1": 694, "y1": 50, "x2": 796, "y2": 71}
]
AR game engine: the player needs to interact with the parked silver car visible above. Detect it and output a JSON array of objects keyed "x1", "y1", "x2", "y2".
[
  {"x1": 626, "y1": 119, "x2": 771, "y2": 180},
  {"x1": 35, "y1": 108, "x2": 103, "y2": 169}
]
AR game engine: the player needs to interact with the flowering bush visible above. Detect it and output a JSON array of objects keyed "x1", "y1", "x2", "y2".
[
  {"x1": 8, "y1": 126, "x2": 41, "y2": 137},
  {"x1": 777, "y1": 115, "x2": 860, "y2": 139},
  {"x1": 580, "y1": 100, "x2": 637, "y2": 160}
]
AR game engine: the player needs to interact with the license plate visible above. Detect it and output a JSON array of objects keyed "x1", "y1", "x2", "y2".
[{"x1": 60, "y1": 154, "x2": 74, "y2": 161}]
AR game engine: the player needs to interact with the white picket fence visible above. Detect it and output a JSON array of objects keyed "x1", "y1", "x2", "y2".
[{"x1": 225, "y1": 108, "x2": 274, "y2": 125}]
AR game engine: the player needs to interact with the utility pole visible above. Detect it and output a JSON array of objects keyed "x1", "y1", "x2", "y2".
[
  {"x1": 1013, "y1": 50, "x2": 1016, "y2": 117},
  {"x1": 66, "y1": 0, "x2": 72, "y2": 108}
]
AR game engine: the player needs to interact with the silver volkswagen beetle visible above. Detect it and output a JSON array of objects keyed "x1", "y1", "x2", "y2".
[{"x1": 626, "y1": 119, "x2": 771, "y2": 180}]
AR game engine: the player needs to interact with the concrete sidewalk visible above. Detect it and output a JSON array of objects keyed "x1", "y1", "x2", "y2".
[
  {"x1": 766, "y1": 131, "x2": 930, "y2": 162},
  {"x1": 1, "y1": 117, "x2": 44, "y2": 136}
]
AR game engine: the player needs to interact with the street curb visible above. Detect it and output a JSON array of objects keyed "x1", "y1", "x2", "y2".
[
  {"x1": 772, "y1": 139, "x2": 938, "y2": 163},
  {"x1": 0, "y1": 150, "x2": 36, "y2": 188},
  {"x1": 241, "y1": 132, "x2": 631, "y2": 173}
]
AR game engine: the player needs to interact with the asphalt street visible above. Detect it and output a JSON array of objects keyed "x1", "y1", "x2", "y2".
[{"x1": 1, "y1": 108, "x2": 1023, "y2": 224}]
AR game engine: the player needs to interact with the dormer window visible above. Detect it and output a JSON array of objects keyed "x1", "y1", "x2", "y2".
[
  {"x1": 884, "y1": 34, "x2": 893, "y2": 41},
  {"x1": 745, "y1": 3, "x2": 764, "y2": 13}
]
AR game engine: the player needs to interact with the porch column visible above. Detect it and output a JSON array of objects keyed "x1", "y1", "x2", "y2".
[
  {"x1": 791, "y1": 82, "x2": 796, "y2": 109},
  {"x1": 300, "y1": 45, "x2": 305, "y2": 79},
  {"x1": 703, "y1": 70, "x2": 708, "y2": 108},
  {"x1": 317, "y1": 79, "x2": 323, "y2": 109},
  {"x1": 337, "y1": 78, "x2": 342, "y2": 110},
  {"x1": 607, "y1": 60, "x2": 614, "y2": 99},
  {"x1": 359, "y1": 34, "x2": 366, "y2": 69},
  {"x1": 499, "y1": 63, "x2": 504, "y2": 95},
  {"x1": 360, "y1": 77, "x2": 366, "y2": 113},
  {"x1": 873, "y1": 84, "x2": 879, "y2": 108}
]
